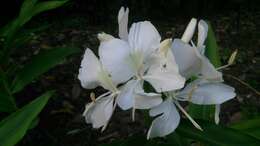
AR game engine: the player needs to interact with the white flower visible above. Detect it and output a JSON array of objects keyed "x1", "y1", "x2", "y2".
[
  {"x1": 147, "y1": 92, "x2": 203, "y2": 139},
  {"x1": 171, "y1": 18, "x2": 236, "y2": 124},
  {"x1": 99, "y1": 21, "x2": 185, "y2": 115},
  {"x1": 172, "y1": 19, "x2": 222, "y2": 81},
  {"x1": 79, "y1": 48, "x2": 120, "y2": 130}
]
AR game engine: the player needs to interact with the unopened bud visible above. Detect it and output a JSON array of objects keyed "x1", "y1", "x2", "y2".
[
  {"x1": 181, "y1": 18, "x2": 197, "y2": 43},
  {"x1": 97, "y1": 32, "x2": 114, "y2": 42},
  {"x1": 228, "y1": 49, "x2": 238, "y2": 65}
]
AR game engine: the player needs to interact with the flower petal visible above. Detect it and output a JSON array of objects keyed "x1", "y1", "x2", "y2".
[
  {"x1": 128, "y1": 21, "x2": 161, "y2": 59},
  {"x1": 200, "y1": 55, "x2": 223, "y2": 81},
  {"x1": 178, "y1": 80, "x2": 236, "y2": 105},
  {"x1": 197, "y1": 20, "x2": 208, "y2": 53},
  {"x1": 83, "y1": 94, "x2": 114, "y2": 129},
  {"x1": 181, "y1": 18, "x2": 197, "y2": 43},
  {"x1": 134, "y1": 83, "x2": 162, "y2": 109},
  {"x1": 78, "y1": 48, "x2": 101, "y2": 89},
  {"x1": 118, "y1": 7, "x2": 129, "y2": 41},
  {"x1": 116, "y1": 80, "x2": 137, "y2": 110},
  {"x1": 143, "y1": 49, "x2": 185, "y2": 92},
  {"x1": 147, "y1": 98, "x2": 180, "y2": 139},
  {"x1": 99, "y1": 38, "x2": 134, "y2": 84},
  {"x1": 171, "y1": 39, "x2": 201, "y2": 78},
  {"x1": 117, "y1": 80, "x2": 162, "y2": 110}
]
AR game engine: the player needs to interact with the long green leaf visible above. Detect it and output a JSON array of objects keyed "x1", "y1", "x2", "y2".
[
  {"x1": 11, "y1": 47, "x2": 79, "y2": 93},
  {"x1": 188, "y1": 21, "x2": 221, "y2": 121},
  {"x1": 176, "y1": 119, "x2": 260, "y2": 146},
  {"x1": 0, "y1": 91, "x2": 53, "y2": 146},
  {"x1": 231, "y1": 117, "x2": 260, "y2": 140}
]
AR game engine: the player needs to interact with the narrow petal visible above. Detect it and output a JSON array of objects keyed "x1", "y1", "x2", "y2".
[
  {"x1": 171, "y1": 39, "x2": 201, "y2": 78},
  {"x1": 147, "y1": 98, "x2": 180, "y2": 139},
  {"x1": 197, "y1": 20, "x2": 208, "y2": 52},
  {"x1": 128, "y1": 21, "x2": 161, "y2": 59},
  {"x1": 118, "y1": 7, "x2": 129, "y2": 41},
  {"x1": 178, "y1": 80, "x2": 236, "y2": 105},
  {"x1": 83, "y1": 94, "x2": 114, "y2": 129},
  {"x1": 78, "y1": 48, "x2": 101, "y2": 89},
  {"x1": 99, "y1": 38, "x2": 134, "y2": 84},
  {"x1": 181, "y1": 18, "x2": 197, "y2": 43}
]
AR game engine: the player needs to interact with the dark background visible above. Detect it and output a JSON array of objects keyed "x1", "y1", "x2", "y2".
[{"x1": 0, "y1": 0, "x2": 259, "y2": 25}]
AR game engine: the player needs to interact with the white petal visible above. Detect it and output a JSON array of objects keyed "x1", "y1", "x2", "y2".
[
  {"x1": 128, "y1": 21, "x2": 161, "y2": 59},
  {"x1": 181, "y1": 18, "x2": 197, "y2": 43},
  {"x1": 135, "y1": 89, "x2": 162, "y2": 109},
  {"x1": 118, "y1": 7, "x2": 129, "y2": 41},
  {"x1": 117, "y1": 80, "x2": 162, "y2": 110},
  {"x1": 200, "y1": 55, "x2": 223, "y2": 82},
  {"x1": 116, "y1": 80, "x2": 137, "y2": 110},
  {"x1": 83, "y1": 94, "x2": 114, "y2": 129},
  {"x1": 99, "y1": 38, "x2": 134, "y2": 84},
  {"x1": 178, "y1": 80, "x2": 236, "y2": 105},
  {"x1": 197, "y1": 20, "x2": 208, "y2": 51},
  {"x1": 143, "y1": 51, "x2": 185, "y2": 92},
  {"x1": 78, "y1": 48, "x2": 101, "y2": 89},
  {"x1": 147, "y1": 98, "x2": 180, "y2": 139},
  {"x1": 171, "y1": 39, "x2": 201, "y2": 78}
]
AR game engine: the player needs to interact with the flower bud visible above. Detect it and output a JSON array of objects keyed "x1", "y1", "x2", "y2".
[{"x1": 181, "y1": 18, "x2": 197, "y2": 43}]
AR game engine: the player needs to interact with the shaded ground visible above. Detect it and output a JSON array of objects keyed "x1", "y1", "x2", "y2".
[{"x1": 15, "y1": 9, "x2": 260, "y2": 146}]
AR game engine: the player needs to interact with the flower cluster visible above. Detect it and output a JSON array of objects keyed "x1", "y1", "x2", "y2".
[{"x1": 78, "y1": 7, "x2": 236, "y2": 139}]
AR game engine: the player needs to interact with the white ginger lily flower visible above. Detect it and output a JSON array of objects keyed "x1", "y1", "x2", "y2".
[
  {"x1": 99, "y1": 20, "x2": 185, "y2": 120},
  {"x1": 147, "y1": 91, "x2": 203, "y2": 139},
  {"x1": 78, "y1": 48, "x2": 120, "y2": 131},
  {"x1": 171, "y1": 18, "x2": 236, "y2": 124},
  {"x1": 172, "y1": 19, "x2": 222, "y2": 81}
]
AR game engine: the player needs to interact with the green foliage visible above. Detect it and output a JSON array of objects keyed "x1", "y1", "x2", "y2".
[
  {"x1": 102, "y1": 120, "x2": 260, "y2": 146},
  {"x1": 0, "y1": 0, "x2": 78, "y2": 145},
  {"x1": 12, "y1": 47, "x2": 80, "y2": 93},
  {"x1": 231, "y1": 117, "x2": 260, "y2": 140},
  {"x1": 176, "y1": 119, "x2": 260, "y2": 146},
  {"x1": 0, "y1": 0, "x2": 68, "y2": 63},
  {"x1": 0, "y1": 91, "x2": 53, "y2": 146}
]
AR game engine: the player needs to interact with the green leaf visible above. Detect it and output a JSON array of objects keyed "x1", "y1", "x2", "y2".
[
  {"x1": 11, "y1": 47, "x2": 79, "y2": 93},
  {"x1": 205, "y1": 21, "x2": 221, "y2": 67},
  {"x1": 0, "y1": 70, "x2": 17, "y2": 113},
  {"x1": 0, "y1": 91, "x2": 53, "y2": 146},
  {"x1": 231, "y1": 117, "x2": 260, "y2": 140},
  {"x1": 188, "y1": 21, "x2": 221, "y2": 121},
  {"x1": 0, "y1": 93, "x2": 17, "y2": 113},
  {"x1": 176, "y1": 119, "x2": 260, "y2": 146}
]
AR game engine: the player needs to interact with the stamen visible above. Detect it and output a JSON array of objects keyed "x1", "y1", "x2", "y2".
[{"x1": 174, "y1": 101, "x2": 203, "y2": 131}]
